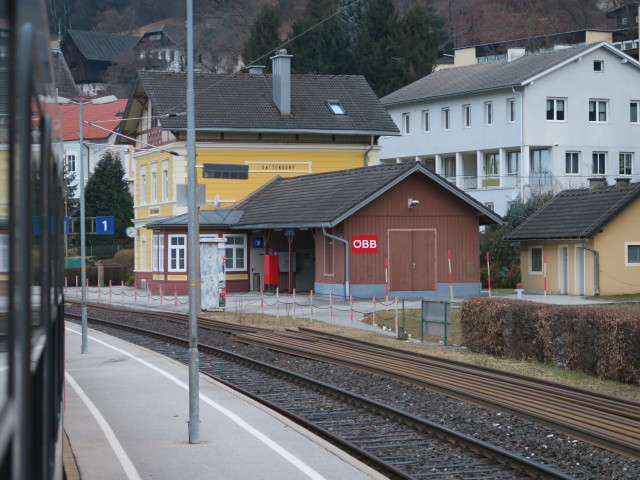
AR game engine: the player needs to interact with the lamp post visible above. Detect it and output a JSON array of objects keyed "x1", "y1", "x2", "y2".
[{"x1": 63, "y1": 95, "x2": 118, "y2": 353}]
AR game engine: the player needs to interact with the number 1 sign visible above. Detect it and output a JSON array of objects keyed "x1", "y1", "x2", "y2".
[{"x1": 96, "y1": 216, "x2": 115, "y2": 235}]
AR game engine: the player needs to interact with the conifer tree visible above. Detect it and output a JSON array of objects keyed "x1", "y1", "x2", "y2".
[
  {"x1": 397, "y1": 3, "x2": 438, "y2": 86},
  {"x1": 241, "y1": 4, "x2": 282, "y2": 72},
  {"x1": 84, "y1": 151, "x2": 133, "y2": 247},
  {"x1": 288, "y1": 0, "x2": 351, "y2": 75}
]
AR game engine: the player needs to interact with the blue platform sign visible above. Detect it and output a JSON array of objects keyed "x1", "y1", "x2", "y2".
[
  {"x1": 252, "y1": 237, "x2": 264, "y2": 249},
  {"x1": 64, "y1": 217, "x2": 70, "y2": 235},
  {"x1": 96, "y1": 216, "x2": 115, "y2": 235}
]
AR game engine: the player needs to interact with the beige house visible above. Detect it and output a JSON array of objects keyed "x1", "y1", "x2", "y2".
[{"x1": 505, "y1": 179, "x2": 640, "y2": 296}]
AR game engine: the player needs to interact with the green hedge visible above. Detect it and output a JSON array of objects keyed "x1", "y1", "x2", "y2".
[
  {"x1": 64, "y1": 265, "x2": 128, "y2": 286},
  {"x1": 460, "y1": 297, "x2": 640, "y2": 383}
]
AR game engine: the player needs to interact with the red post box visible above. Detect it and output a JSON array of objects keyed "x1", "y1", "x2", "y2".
[{"x1": 264, "y1": 255, "x2": 280, "y2": 285}]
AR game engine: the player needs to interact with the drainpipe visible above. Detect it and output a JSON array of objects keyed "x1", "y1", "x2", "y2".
[
  {"x1": 322, "y1": 226, "x2": 349, "y2": 298},
  {"x1": 364, "y1": 135, "x2": 375, "y2": 166},
  {"x1": 582, "y1": 244, "x2": 600, "y2": 296}
]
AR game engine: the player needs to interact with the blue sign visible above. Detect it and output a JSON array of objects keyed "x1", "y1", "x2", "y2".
[
  {"x1": 64, "y1": 217, "x2": 70, "y2": 235},
  {"x1": 33, "y1": 216, "x2": 40, "y2": 235},
  {"x1": 96, "y1": 216, "x2": 115, "y2": 235},
  {"x1": 252, "y1": 237, "x2": 264, "y2": 249}
]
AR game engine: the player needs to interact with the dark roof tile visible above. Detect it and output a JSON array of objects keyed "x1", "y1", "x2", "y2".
[{"x1": 66, "y1": 30, "x2": 140, "y2": 63}]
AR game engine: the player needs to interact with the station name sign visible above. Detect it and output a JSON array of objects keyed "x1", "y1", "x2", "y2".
[{"x1": 351, "y1": 235, "x2": 378, "y2": 253}]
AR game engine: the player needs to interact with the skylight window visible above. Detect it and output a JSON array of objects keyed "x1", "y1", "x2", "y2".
[{"x1": 327, "y1": 101, "x2": 346, "y2": 115}]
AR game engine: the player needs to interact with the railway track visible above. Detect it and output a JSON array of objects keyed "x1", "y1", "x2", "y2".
[{"x1": 65, "y1": 309, "x2": 575, "y2": 479}]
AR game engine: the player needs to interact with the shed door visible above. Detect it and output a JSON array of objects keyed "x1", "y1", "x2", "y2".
[{"x1": 389, "y1": 230, "x2": 436, "y2": 291}]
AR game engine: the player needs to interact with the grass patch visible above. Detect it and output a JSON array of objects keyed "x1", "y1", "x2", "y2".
[{"x1": 201, "y1": 306, "x2": 640, "y2": 403}]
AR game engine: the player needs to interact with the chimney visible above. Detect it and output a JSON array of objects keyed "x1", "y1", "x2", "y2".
[
  {"x1": 248, "y1": 65, "x2": 266, "y2": 75},
  {"x1": 615, "y1": 177, "x2": 631, "y2": 187},
  {"x1": 507, "y1": 48, "x2": 526, "y2": 62},
  {"x1": 588, "y1": 176, "x2": 607, "y2": 191},
  {"x1": 271, "y1": 49, "x2": 293, "y2": 115}
]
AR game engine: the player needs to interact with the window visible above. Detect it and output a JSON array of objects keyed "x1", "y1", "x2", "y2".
[
  {"x1": 566, "y1": 152, "x2": 580, "y2": 175},
  {"x1": 463, "y1": 105, "x2": 471, "y2": 128},
  {"x1": 140, "y1": 170, "x2": 146, "y2": 205},
  {"x1": 484, "y1": 202, "x2": 494, "y2": 211},
  {"x1": 324, "y1": 229, "x2": 334, "y2": 276},
  {"x1": 485, "y1": 153, "x2": 499, "y2": 176},
  {"x1": 442, "y1": 107, "x2": 450, "y2": 131},
  {"x1": 224, "y1": 234, "x2": 246, "y2": 271},
  {"x1": 592, "y1": 152, "x2": 606, "y2": 175},
  {"x1": 151, "y1": 170, "x2": 157, "y2": 203},
  {"x1": 546, "y1": 98, "x2": 565, "y2": 121},
  {"x1": 402, "y1": 112, "x2": 410, "y2": 134},
  {"x1": 507, "y1": 152, "x2": 519, "y2": 175},
  {"x1": 162, "y1": 167, "x2": 169, "y2": 201},
  {"x1": 529, "y1": 246, "x2": 543, "y2": 274},
  {"x1": 485, "y1": 102, "x2": 493, "y2": 125},
  {"x1": 444, "y1": 157, "x2": 456, "y2": 178},
  {"x1": 626, "y1": 243, "x2": 640, "y2": 266},
  {"x1": 619, "y1": 153, "x2": 633, "y2": 175},
  {"x1": 631, "y1": 101, "x2": 640, "y2": 123},
  {"x1": 0, "y1": 234, "x2": 8, "y2": 272},
  {"x1": 593, "y1": 60, "x2": 604, "y2": 72},
  {"x1": 589, "y1": 100, "x2": 608, "y2": 122},
  {"x1": 530, "y1": 149, "x2": 549, "y2": 173},
  {"x1": 327, "y1": 101, "x2": 346, "y2": 115},
  {"x1": 66, "y1": 154, "x2": 76, "y2": 173},
  {"x1": 422, "y1": 110, "x2": 430, "y2": 132},
  {"x1": 168, "y1": 235, "x2": 186, "y2": 271},
  {"x1": 152, "y1": 234, "x2": 164, "y2": 272},
  {"x1": 507, "y1": 98, "x2": 516, "y2": 123}
]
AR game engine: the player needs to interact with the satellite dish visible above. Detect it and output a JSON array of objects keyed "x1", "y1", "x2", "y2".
[{"x1": 213, "y1": 194, "x2": 220, "y2": 208}]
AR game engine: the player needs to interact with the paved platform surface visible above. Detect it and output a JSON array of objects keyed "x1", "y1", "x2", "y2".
[{"x1": 64, "y1": 323, "x2": 384, "y2": 480}]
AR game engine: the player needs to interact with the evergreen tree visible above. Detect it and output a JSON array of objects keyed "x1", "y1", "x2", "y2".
[
  {"x1": 84, "y1": 151, "x2": 133, "y2": 247},
  {"x1": 288, "y1": 0, "x2": 351, "y2": 75},
  {"x1": 396, "y1": 4, "x2": 438, "y2": 86},
  {"x1": 241, "y1": 4, "x2": 282, "y2": 72},
  {"x1": 352, "y1": 0, "x2": 404, "y2": 97},
  {"x1": 338, "y1": 0, "x2": 368, "y2": 49}
]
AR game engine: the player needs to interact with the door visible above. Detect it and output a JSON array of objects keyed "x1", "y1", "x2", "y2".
[
  {"x1": 558, "y1": 246, "x2": 568, "y2": 294},
  {"x1": 576, "y1": 246, "x2": 585, "y2": 295},
  {"x1": 389, "y1": 230, "x2": 436, "y2": 291}
]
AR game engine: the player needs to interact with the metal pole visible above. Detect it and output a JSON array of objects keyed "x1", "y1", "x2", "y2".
[
  {"x1": 79, "y1": 100, "x2": 88, "y2": 353},
  {"x1": 186, "y1": 0, "x2": 200, "y2": 444}
]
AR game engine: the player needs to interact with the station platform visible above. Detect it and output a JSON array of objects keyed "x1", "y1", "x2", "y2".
[{"x1": 64, "y1": 322, "x2": 383, "y2": 480}]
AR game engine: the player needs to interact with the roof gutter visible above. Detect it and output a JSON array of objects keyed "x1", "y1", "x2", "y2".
[
  {"x1": 322, "y1": 226, "x2": 349, "y2": 299},
  {"x1": 581, "y1": 243, "x2": 600, "y2": 296}
]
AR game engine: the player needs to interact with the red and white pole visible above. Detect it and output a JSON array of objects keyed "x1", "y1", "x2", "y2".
[
  {"x1": 486, "y1": 252, "x2": 492, "y2": 297},
  {"x1": 329, "y1": 292, "x2": 333, "y2": 318},
  {"x1": 372, "y1": 296, "x2": 377, "y2": 326},
  {"x1": 109, "y1": 280, "x2": 113, "y2": 303},
  {"x1": 448, "y1": 250, "x2": 453, "y2": 301},
  {"x1": 65, "y1": 277, "x2": 68, "y2": 294},
  {"x1": 349, "y1": 293, "x2": 353, "y2": 322}
]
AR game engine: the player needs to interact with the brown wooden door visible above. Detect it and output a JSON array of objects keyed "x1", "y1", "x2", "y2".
[{"x1": 389, "y1": 230, "x2": 436, "y2": 291}]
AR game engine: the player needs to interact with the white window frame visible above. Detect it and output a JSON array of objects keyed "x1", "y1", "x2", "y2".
[
  {"x1": 422, "y1": 109, "x2": 429, "y2": 132},
  {"x1": 66, "y1": 153, "x2": 76, "y2": 173},
  {"x1": 402, "y1": 112, "x2": 410, "y2": 134},
  {"x1": 443, "y1": 157, "x2": 456, "y2": 178},
  {"x1": 151, "y1": 169, "x2": 157, "y2": 203},
  {"x1": 484, "y1": 202, "x2": 494, "y2": 211},
  {"x1": 631, "y1": 101, "x2": 640, "y2": 123},
  {"x1": 592, "y1": 152, "x2": 607, "y2": 175},
  {"x1": 152, "y1": 234, "x2": 164, "y2": 272},
  {"x1": 507, "y1": 98, "x2": 515, "y2": 123},
  {"x1": 442, "y1": 107, "x2": 450, "y2": 131},
  {"x1": 546, "y1": 98, "x2": 566, "y2": 121},
  {"x1": 485, "y1": 153, "x2": 499, "y2": 177},
  {"x1": 462, "y1": 104, "x2": 471, "y2": 128},
  {"x1": 162, "y1": 165, "x2": 169, "y2": 202},
  {"x1": 484, "y1": 101, "x2": 493, "y2": 125},
  {"x1": 593, "y1": 60, "x2": 604, "y2": 72},
  {"x1": 140, "y1": 168, "x2": 147, "y2": 205},
  {"x1": 528, "y1": 246, "x2": 543, "y2": 275},
  {"x1": 589, "y1": 99, "x2": 608, "y2": 123},
  {"x1": 566, "y1": 152, "x2": 580, "y2": 175},
  {"x1": 223, "y1": 234, "x2": 247, "y2": 271},
  {"x1": 625, "y1": 242, "x2": 640, "y2": 266},
  {"x1": 168, "y1": 234, "x2": 186, "y2": 272},
  {"x1": 619, "y1": 152, "x2": 633, "y2": 175}
]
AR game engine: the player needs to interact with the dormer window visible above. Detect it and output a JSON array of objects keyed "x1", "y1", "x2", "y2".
[
  {"x1": 594, "y1": 60, "x2": 604, "y2": 72},
  {"x1": 327, "y1": 101, "x2": 346, "y2": 115}
]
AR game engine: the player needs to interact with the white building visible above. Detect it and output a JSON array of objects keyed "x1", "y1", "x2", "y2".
[{"x1": 379, "y1": 42, "x2": 640, "y2": 215}]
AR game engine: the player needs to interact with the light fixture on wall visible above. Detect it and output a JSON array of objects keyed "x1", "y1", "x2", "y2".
[{"x1": 408, "y1": 198, "x2": 420, "y2": 208}]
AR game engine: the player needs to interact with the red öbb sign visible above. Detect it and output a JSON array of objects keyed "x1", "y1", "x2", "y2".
[{"x1": 352, "y1": 235, "x2": 378, "y2": 253}]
